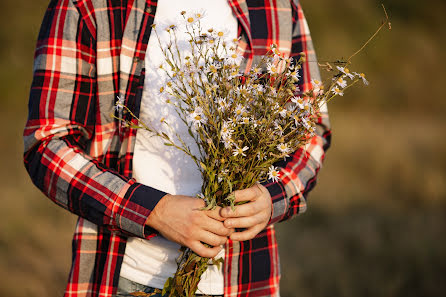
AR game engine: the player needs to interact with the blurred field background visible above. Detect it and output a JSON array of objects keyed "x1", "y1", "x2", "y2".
[{"x1": 1, "y1": 0, "x2": 445, "y2": 296}]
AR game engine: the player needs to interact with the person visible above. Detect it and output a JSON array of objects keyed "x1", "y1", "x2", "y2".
[{"x1": 24, "y1": 0, "x2": 331, "y2": 296}]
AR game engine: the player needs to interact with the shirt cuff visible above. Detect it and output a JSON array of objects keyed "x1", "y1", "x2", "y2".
[
  {"x1": 116, "y1": 182, "x2": 167, "y2": 239},
  {"x1": 260, "y1": 179, "x2": 288, "y2": 225}
]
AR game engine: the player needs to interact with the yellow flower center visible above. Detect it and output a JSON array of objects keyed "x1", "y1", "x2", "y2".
[
  {"x1": 187, "y1": 17, "x2": 194, "y2": 23},
  {"x1": 194, "y1": 115, "x2": 201, "y2": 121},
  {"x1": 243, "y1": 118, "x2": 249, "y2": 124},
  {"x1": 218, "y1": 31, "x2": 224, "y2": 37}
]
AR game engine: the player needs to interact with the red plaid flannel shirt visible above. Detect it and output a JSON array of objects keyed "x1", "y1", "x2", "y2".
[{"x1": 24, "y1": 0, "x2": 331, "y2": 296}]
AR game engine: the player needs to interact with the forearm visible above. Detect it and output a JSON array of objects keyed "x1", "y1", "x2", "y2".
[
  {"x1": 262, "y1": 1, "x2": 332, "y2": 225},
  {"x1": 24, "y1": 131, "x2": 167, "y2": 238}
]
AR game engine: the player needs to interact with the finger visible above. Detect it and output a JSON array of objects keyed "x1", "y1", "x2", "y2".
[
  {"x1": 224, "y1": 215, "x2": 260, "y2": 229},
  {"x1": 198, "y1": 230, "x2": 228, "y2": 247},
  {"x1": 189, "y1": 241, "x2": 222, "y2": 258},
  {"x1": 220, "y1": 200, "x2": 260, "y2": 218},
  {"x1": 201, "y1": 216, "x2": 233, "y2": 236},
  {"x1": 205, "y1": 206, "x2": 226, "y2": 221},
  {"x1": 233, "y1": 185, "x2": 262, "y2": 203},
  {"x1": 229, "y1": 226, "x2": 262, "y2": 242}
]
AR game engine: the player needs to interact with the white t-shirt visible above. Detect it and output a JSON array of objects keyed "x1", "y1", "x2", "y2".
[{"x1": 120, "y1": 0, "x2": 238, "y2": 295}]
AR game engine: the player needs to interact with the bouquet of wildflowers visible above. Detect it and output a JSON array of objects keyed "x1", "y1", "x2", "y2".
[{"x1": 115, "y1": 11, "x2": 371, "y2": 297}]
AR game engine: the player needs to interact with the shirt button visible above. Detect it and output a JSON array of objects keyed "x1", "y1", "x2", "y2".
[
  {"x1": 133, "y1": 56, "x2": 140, "y2": 63},
  {"x1": 145, "y1": 7, "x2": 152, "y2": 14}
]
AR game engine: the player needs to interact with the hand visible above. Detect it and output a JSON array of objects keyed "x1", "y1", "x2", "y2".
[
  {"x1": 220, "y1": 183, "x2": 272, "y2": 241},
  {"x1": 145, "y1": 194, "x2": 233, "y2": 258}
]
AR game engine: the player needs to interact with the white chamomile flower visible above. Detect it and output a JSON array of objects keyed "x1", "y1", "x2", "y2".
[
  {"x1": 266, "y1": 62, "x2": 280, "y2": 75},
  {"x1": 256, "y1": 84, "x2": 266, "y2": 94},
  {"x1": 301, "y1": 117, "x2": 311, "y2": 129},
  {"x1": 278, "y1": 106, "x2": 287, "y2": 118},
  {"x1": 222, "y1": 137, "x2": 234, "y2": 149},
  {"x1": 115, "y1": 96, "x2": 125, "y2": 111},
  {"x1": 241, "y1": 117, "x2": 250, "y2": 125},
  {"x1": 267, "y1": 165, "x2": 280, "y2": 182},
  {"x1": 226, "y1": 51, "x2": 243, "y2": 65},
  {"x1": 274, "y1": 121, "x2": 284, "y2": 136},
  {"x1": 277, "y1": 143, "x2": 291, "y2": 154},
  {"x1": 336, "y1": 76, "x2": 348, "y2": 88},
  {"x1": 291, "y1": 96, "x2": 305, "y2": 110},
  {"x1": 232, "y1": 145, "x2": 249, "y2": 157},
  {"x1": 217, "y1": 97, "x2": 229, "y2": 112},
  {"x1": 311, "y1": 79, "x2": 323, "y2": 90},
  {"x1": 251, "y1": 64, "x2": 262, "y2": 76},
  {"x1": 336, "y1": 66, "x2": 355, "y2": 79},
  {"x1": 331, "y1": 86, "x2": 344, "y2": 96},
  {"x1": 234, "y1": 104, "x2": 247, "y2": 118},
  {"x1": 188, "y1": 106, "x2": 207, "y2": 128},
  {"x1": 355, "y1": 72, "x2": 369, "y2": 86},
  {"x1": 221, "y1": 121, "x2": 233, "y2": 138},
  {"x1": 289, "y1": 68, "x2": 301, "y2": 82}
]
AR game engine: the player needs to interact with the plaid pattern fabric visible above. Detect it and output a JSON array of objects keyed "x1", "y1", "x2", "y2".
[{"x1": 24, "y1": 0, "x2": 331, "y2": 296}]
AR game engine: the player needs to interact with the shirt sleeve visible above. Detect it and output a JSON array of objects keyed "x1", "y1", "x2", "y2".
[
  {"x1": 261, "y1": 2, "x2": 332, "y2": 225},
  {"x1": 23, "y1": 0, "x2": 165, "y2": 239}
]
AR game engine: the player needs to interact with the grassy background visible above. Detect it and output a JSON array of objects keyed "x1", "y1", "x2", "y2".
[{"x1": 1, "y1": 0, "x2": 445, "y2": 296}]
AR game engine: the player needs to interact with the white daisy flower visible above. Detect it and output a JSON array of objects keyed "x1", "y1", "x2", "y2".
[
  {"x1": 277, "y1": 143, "x2": 291, "y2": 154},
  {"x1": 234, "y1": 104, "x2": 247, "y2": 118},
  {"x1": 331, "y1": 86, "x2": 344, "y2": 96},
  {"x1": 355, "y1": 72, "x2": 369, "y2": 86},
  {"x1": 217, "y1": 97, "x2": 228, "y2": 112},
  {"x1": 274, "y1": 121, "x2": 284, "y2": 136},
  {"x1": 278, "y1": 106, "x2": 287, "y2": 118},
  {"x1": 336, "y1": 66, "x2": 355, "y2": 79},
  {"x1": 336, "y1": 76, "x2": 348, "y2": 88},
  {"x1": 115, "y1": 96, "x2": 125, "y2": 111},
  {"x1": 267, "y1": 165, "x2": 280, "y2": 182},
  {"x1": 266, "y1": 62, "x2": 280, "y2": 75},
  {"x1": 232, "y1": 145, "x2": 249, "y2": 157},
  {"x1": 256, "y1": 84, "x2": 266, "y2": 94},
  {"x1": 311, "y1": 79, "x2": 323, "y2": 90},
  {"x1": 289, "y1": 68, "x2": 301, "y2": 82},
  {"x1": 222, "y1": 137, "x2": 234, "y2": 149},
  {"x1": 241, "y1": 117, "x2": 250, "y2": 125},
  {"x1": 226, "y1": 52, "x2": 243, "y2": 65},
  {"x1": 291, "y1": 96, "x2": 305, "y2": 110},
  {"x1": 188, "y1": 106, "x2": 207, "y2": 128},
  {"x1": 221, "y1": 121, "x2": 233, "y2": 138},
  {"x1": 251, "y1": 65, "x2": 262, "y2": 76}
]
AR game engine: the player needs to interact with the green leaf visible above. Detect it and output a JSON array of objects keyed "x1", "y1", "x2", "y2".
[{"x1": 164, "y1": 143, "x2": 174, "y2": 146}]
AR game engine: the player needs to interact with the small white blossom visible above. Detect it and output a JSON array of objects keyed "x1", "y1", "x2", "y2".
[
  {"x1": 115, "y1": 96, "x2": 125, "y2": 111},
  {"x1": 266, "y1": 62, "x2": 280, "y2": 75},
  {"x1": 355, "y1": 72, "x2": 369, "y2": 86},
  {"x1": 221, "y1": 121, "x2": 233, "y2": 138},
  {"x1": 234, "y1": 104, "x2": 247, "y2": 118},
  {"x1": 232, "y1": 145, "x2": 249, "y2": 157},
  {"x1": 222, "y1": 137, "x2": 234, "y2": 149},
  {"x1": 267, "y1": 165, "x2": 280, "y2": 182},
  {"x1": 336, "y1": 66, "x2": 355, "y2": 79},
  {"x1": 188, "y1": 106, "x2": 207, "y2": 128},
  {"x1": 277, "y1": 143, "x2": 291, "y2": 154},
  {"x1": 336, "y1": 76, "x2": 348, "y2": 88},
  {"x1": 331, "y1": 86, "x2": 344, "y2": 96},
  {"x1": 226, "y1": 52, "x2": 243, "y2": 65}
]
